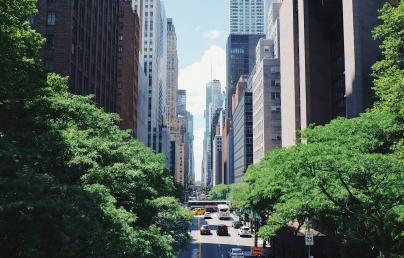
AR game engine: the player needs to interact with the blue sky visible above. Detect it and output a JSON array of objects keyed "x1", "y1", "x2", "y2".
[
  {"x1": 164, "y1": 0, "x2": 227, "y2": 68},
  {"x1": 164, "y1": 0, "x2": 228, "y2": 182}
]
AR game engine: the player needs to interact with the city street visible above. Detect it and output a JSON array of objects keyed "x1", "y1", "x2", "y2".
[{"x1": 178, "y1": 213, "x2": 254, "y2": 258}]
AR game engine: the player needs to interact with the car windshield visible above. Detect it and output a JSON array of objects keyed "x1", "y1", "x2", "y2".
[
  {"x1": 232, "y1": 249, "x2": 243, "y2": 253},
  {"x1": 242, "y1": 227, "x2": 249, "y2": 230},
  {"x1": 202, "y1": 225, "x2": 209, "y2": 229},
  {"x1": 219, "y1": 208, "x2": 228, "y2": 212}
]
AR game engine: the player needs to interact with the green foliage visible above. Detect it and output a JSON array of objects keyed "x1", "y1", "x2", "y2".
[
  {"x1": 0, "y1": 1, "x2": 191, "y2": 257},
  {"x1": 372, "y1": 2, "x2": 404, "y2": 118},
  {"x1": 208, "y1": 184, "x2": 230, "y2": 200},
  {"x1": 227, "y1": 183, "x2": 249, "y2": 209},
  {"x1": 244, "y1": 112, "x2": 404, "y2": 258}
]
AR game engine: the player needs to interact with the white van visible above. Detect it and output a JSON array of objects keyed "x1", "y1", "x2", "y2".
[{"x1": 217, "y1": 204, "x2": 231, "y2": 220}]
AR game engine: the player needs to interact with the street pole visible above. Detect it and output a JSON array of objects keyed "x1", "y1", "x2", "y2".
[{"x1": 254, "y1": 220, "x2": 258, "y2": 247}]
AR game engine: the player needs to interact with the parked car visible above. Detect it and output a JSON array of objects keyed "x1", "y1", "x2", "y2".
[
  {"x1": 200, "y1": 225, "x2": 211, "y2": 235},
  {"x1": 232, "y1": 221, "x2": 242, "y2": 229},
  {"x1": 228, "y1": 248, "x2": 244, "y2": 257},
  {"x1": 238, "y1": 226, "x2": 251, "y2": 237},
  {"x1": 217, "y1": 224, "x2": 229, "y2": 236},
  {"x1": 204, "y1": 212, "x2": 212, "y2": 219}
]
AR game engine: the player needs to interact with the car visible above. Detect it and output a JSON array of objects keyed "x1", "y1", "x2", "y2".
[
  {"x1": 192, "y1": 208, "x2": 206, "y2": 215},
  {"x1": 238, "y1": 226, "x2": 251, "y2": 237},
  {"x1": 205, "y1": 206, "x2": 215, "y2": 213},
  {"x1": 232, "y1": 221, "x2": 243, "y2": 229},
  {"x1": 217, "y1": 224, "x2": 229, "y2": 236},
  {"x1": 200, "y1": 225, "x2": 211, "y2": 235},
  {"x1": 204, "y1": 212, "x2": 212, "y2": 219},
  {"x1": 228, "y1": 248, "x2": 244, "y2": 257}
]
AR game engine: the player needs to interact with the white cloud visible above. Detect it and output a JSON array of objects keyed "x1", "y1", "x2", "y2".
[
  {"x1": 179, "y1": 45, "x2": 226, "y2": 182},
  {"x1": 179, "y1": 45, "x2": 226, "y2": 116},
  {"x1": 203, "y1": 30, "x2": 224, "y2": 40}
]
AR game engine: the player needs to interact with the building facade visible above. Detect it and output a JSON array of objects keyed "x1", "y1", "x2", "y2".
[
  {"x1": 233, "y1": 76, "x2": 253, "y2": 182},
  {"x1": 133, "y1": 0, "x2": 167, "y2": 152},
  {"x1": 280, "y1": 0, "x2": 385, "y2": 147},
  {"x1": 212, "y1": 135, "x2": 223, "y2": 186},
  {"x1": 177, "y1": 89, "x2": 187, "y2": 116},
  {"x1": 33, "y1": 0, "x2": 119, "y2": 113},
  {"x1": 166, "y1": 18, "x2": 178, "y2": 127},
  {"x1": 229, "y1": 0, "x2": 265, "y2": 35},
  {"x1": 116, "y1": 0, "x2": 141, "y2": 136},
  {"x1": 252, "y1": 39, "x2": 282, "y2": 163},
  {"x1": 266, "y1": 0, "x2": 282, "y2": 58},
  {"x1": 186, "y1": 111, "x2": 195, "y2": 183},
  {"x1": 202, "y1": 80, "x2": 223, "y2": 187},
  {"x1": 226, "y1": 34, "x2": 264, "y2": 118}
]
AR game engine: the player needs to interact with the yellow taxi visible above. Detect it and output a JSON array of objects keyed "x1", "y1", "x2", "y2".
[{"x1": 191, "y1": 208, "x2": 206, "y2": 215}]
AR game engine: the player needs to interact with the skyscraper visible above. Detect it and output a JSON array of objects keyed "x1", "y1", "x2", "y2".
[
  {"x1": 226, "y1": 34, "x2": 264, "y2": 118},
  {"x1": 116, "y1": 0, "x2": 141, "y2": 137},
  {"x1": 251, "y1": 39, "x2": 282, "y2": 164},
  {"x1": 133, "y1": 0, "x2": 167, "y2": 152},
  {"x1": 186, "y1": 111, "x2": 195, "y2": 183},
  {"x1": 166, "y1": 18, "x2": 178, "y2": 127},
  {"x1": 33, "y1": 0, "x2": 119, "y2": 113},
  {"x1": 232, "y1": 76, "x2": 253, "y2": 182},
  {"x1": 177, "y1": 89, "x2": 187, "y2": 117},
  {"x1": 202, "y1": 80, "x2": 223, "y2": 186},
  {"x1": 279, "y1": 0, "x2": 385, "y2": 147},
  {"x1": 229, "y1": 0, "x2": 266, "y2": 35},
  {"x1": 226, "y1": 1, "x2": 265, "y2": 185}
]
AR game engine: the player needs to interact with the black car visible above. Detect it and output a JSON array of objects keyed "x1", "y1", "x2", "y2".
[
  {"x1": 217, "y1": 224, "x2": 229, "y2": 236},
  {"x1": 200, "y1": 225, "x2": 211, "y2": 235},
  {"x1": 232, "y1": 221, "x2": 242, "y2": 229}
]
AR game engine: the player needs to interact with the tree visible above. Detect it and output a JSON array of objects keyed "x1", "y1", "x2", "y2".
[
  {"x1": 0, "y1": 1, "x2": 191, "y2": 257},
  {"x1": 245, "y1": 112, "x2": 403, "y2": 258},
  {"x1": 227, "y1": 183, "x2": 249, "y2": 210},
  {"x1": 372, "y1": 2, "x2": 404, "y2": 119},
  {"x1": 208, "y1": 184, "x2": 230, "y2": 200}
]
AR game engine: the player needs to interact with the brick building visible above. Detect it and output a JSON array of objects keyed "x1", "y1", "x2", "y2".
[
  {"x1": 116, "y1": 0, "x2": 141, "y2": 136},
  {"x1": 33, "y1": 0, "x2": 119, "y2": 113}
]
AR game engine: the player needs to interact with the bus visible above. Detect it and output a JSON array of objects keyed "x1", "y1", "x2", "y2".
[{"x1": 217, "y1": 204, "x2": 231, "y2": 220}]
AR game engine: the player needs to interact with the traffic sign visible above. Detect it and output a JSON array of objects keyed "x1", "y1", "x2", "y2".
[{"x1": 305, "y1": 232, "x2": 314, "y2": 246}]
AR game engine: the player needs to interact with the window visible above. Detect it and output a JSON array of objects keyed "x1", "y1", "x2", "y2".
[
  {"x1": 271, "y1": 106, "x2": 281, "y2": 113},
  {"x1": 119, "y1": 34, "x2": 123, "y2": 41},
  {"x1": 271, "y1": 92, "x2": 280, "y2": 100},
  {"x1": 271, "y1": 134, "x2": 282, "y2": 141},
  {"x1": 44, "y1": 59, "x2": 54, "y2": 71},
  {"x1": 271, "y1": 79, "x2": 280, "y2": 87},
  {"x1": 45, "y1": 35, "x2": 54, "y2": 49},
  {"x1": 270, "y1": 66, "x2": 280, "y2": 74},
  {"x1": 118, "y1": 46, "x2": 123, "y2": 53},
  {"x1": 47, "y1": 12, "x2": 56, "y2": 25}
]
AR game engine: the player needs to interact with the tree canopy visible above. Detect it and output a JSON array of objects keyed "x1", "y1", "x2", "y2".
[{"x1": 0, "y1": 1, "x2": 190, "y2": 257}]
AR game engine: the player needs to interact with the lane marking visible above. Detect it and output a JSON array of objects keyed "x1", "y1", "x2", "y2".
[{"x1": 198, "y1": 217, "x2": 202, "y2": 258}]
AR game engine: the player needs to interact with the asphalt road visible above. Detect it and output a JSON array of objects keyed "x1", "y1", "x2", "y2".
[{"x1": 178, "y1": 213, "x2": 255, "y2": 258}]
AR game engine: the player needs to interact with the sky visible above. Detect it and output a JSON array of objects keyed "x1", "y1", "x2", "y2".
[{"x1": 164, "y1": 0, "x2": 228, "y2": 182}]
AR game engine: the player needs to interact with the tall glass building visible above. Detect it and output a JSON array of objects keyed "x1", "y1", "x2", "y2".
[{"x1": 229, "y1": 0, "x2": 266, "y2": 35}]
